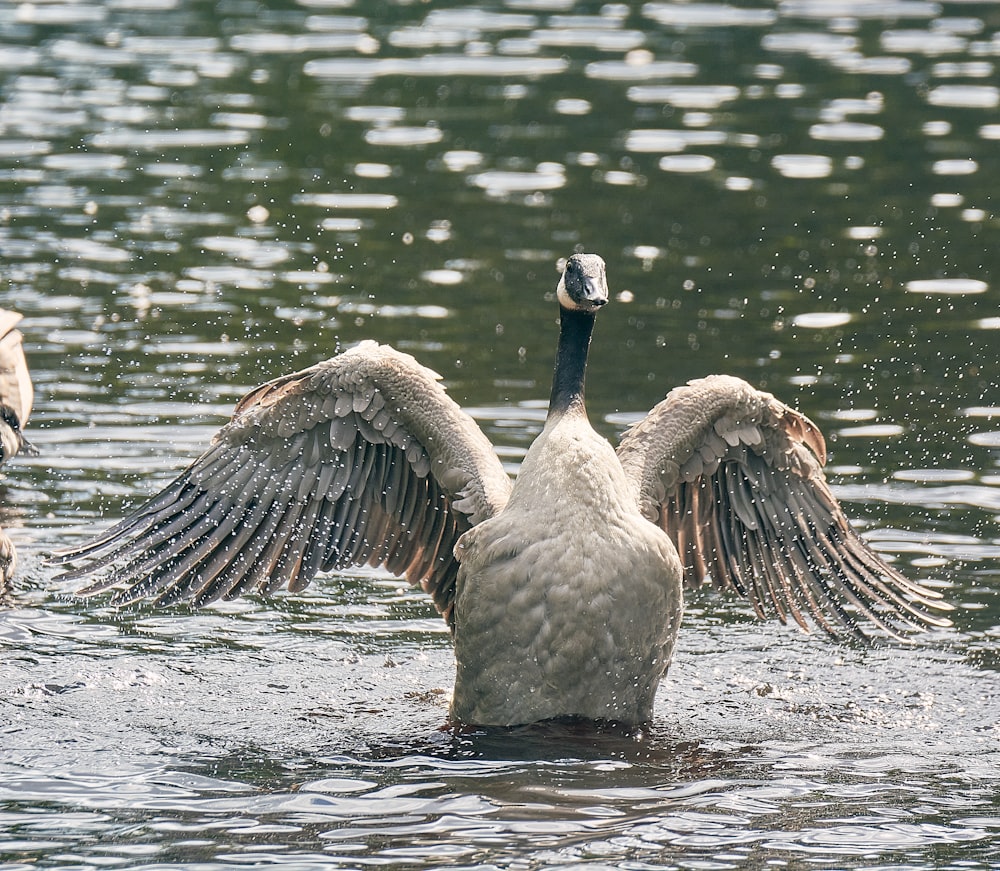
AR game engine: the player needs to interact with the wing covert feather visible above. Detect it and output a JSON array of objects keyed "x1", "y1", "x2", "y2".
[
  {"x1": 617, "y1": 374, "x2": 951, "y2": 640},
  {"x1": 51, "y1": 341, "x2": 512, "y2": 622}
]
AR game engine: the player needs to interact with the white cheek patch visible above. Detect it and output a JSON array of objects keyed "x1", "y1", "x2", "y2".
[
  {"x1": 557, "y1": 274, "x2": 593, "y2": 311},
  {"x1": 556, "y1": 275, "x2": 575, "y2": 309}
]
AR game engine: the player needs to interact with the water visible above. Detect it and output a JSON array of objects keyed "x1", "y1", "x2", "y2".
[{"x1": 2, "y1": 0, "x2": 1000, "y2": 867}]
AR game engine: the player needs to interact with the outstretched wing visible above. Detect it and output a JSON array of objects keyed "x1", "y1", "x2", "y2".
[
  {"x1": 50, "y1": 341, "x2": 512, "y2": 621},
  {"x1": 616, "y1": 374, "x2": 951, "y2": 640}
]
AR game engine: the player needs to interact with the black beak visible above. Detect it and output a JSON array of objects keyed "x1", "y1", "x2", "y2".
[{"x1": 580, "y1": 276, "x2": 608, "y2": 307}]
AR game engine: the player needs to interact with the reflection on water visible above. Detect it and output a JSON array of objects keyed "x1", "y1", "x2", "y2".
[{"x1": 2, "y1": 0, "x2": 1000, "y2": 867}]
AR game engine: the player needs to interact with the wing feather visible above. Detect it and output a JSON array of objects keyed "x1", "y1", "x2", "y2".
[
  {"x1": 51, "y1": 342, "x2": 513, "y2": 623},
  {"x1": 618, "y1": 374, "x2": 951, "y2": 640}
]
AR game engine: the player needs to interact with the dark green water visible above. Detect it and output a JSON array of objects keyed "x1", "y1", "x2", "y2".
[{"x1": 1, "y1": 0, "x2": 998, "y2": 867}]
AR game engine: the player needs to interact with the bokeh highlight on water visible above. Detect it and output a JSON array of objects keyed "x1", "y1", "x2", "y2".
[{"x1": 1, "y1": 0, "x2": 999, "y2": 867}]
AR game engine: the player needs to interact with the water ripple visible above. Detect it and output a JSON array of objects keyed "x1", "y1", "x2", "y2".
[
  {"x1": 780, "y1": 0, "x2": 940, "y2": 18},
  {"x1": 809, "y1": 122, "x2": 884, "y2": 141},
  {"x1": 643, "y1": 3, "x2": 777, "y2": 27},
  {"x1": 771, "y1": 153, "x2": 834, "y2": 178},
  {"x1": 304, "y1": 55, "x2": 569, "y2": 79},
  {"x1": 585, "y1": 59, "x2": 698, "y2": 80},
  {"x1": 469, "y1": 164, "x2": 566, "y2": 196},
  {"x1": 927, "y1": 84, "x2": 1000, "y2": 108},
  {"x1": 364, "y1": 126, "x2": 444, "y2": 146},
  {"x1": 3, "y1": 2, "x2": 1000, "y2": 868},
  {"x1": 292, "y1": 193, "x2": 399, "y2": 209},
  {"x1": 89, "y1": 129, "x2": 252, "y2": 149},
  {"x1": 230, "y1": 32, "x2": 379, "y2": 53},
  {"x1": 882, "y1": 29, "x2": 968, "y2": 55},
  {"x1": 905, "y1": 278, "x2": 988, "y2": 295},
  {"x1": 659, "y1": 154, "x2": 716, "y2": 173},
  {"x1": 627, "y1": 84, "x2": 741, "y2": 108}
]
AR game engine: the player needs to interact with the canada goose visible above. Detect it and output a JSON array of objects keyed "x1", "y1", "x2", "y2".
[
  {"x1": 50, "y1": 254, "x2": 950, "y2": 726},
  {"x1": 0, "y1": 308, "x2": 35, "y2": 587}
]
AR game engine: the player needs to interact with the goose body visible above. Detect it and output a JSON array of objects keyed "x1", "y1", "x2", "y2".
[
  {"x1": 51, "y1": 254, "x2": 950, "y2": 727},
  {"x1": 453, "y1": 407, "x2": 682, "y2": 724}
]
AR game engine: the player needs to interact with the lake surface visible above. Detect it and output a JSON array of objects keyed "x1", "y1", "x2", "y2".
[{"x1": 2, "y1": 0, "x2": 999, "y2": 867}]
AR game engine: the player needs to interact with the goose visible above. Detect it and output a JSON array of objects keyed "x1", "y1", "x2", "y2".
[
  {"x1": 0, "y1": 308, "x2": 35, "y2": 587},
  {"x1": 50, "y1": 254, "x2": 950, "y2": 727}
]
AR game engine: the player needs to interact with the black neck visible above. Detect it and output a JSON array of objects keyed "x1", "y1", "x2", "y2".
[{"x1": 548, "y1": 306, "x2": 596, "y2": 417}]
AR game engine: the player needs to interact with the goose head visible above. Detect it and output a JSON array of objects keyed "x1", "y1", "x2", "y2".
[{"x1": 557, "y1": 253, "x2": 609, "y2": 312}]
